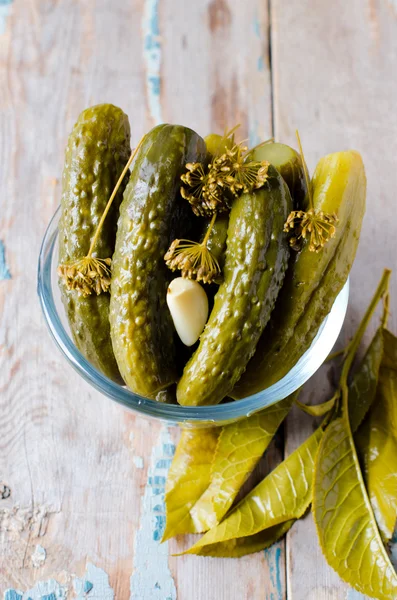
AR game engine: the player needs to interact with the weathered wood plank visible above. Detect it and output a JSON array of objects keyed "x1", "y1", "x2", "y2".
[
  {"x1": 0, "y1": 1, "x2": 152, "y2": 598},
  {"x1": 272, "y1": 0, "x2": 397, "y2": 598},
  {"x1": 160, "y1": 1, "x2": 286, "y2": 598},
  {"x1": 0, "y1": 1, "x2": 283, "y2": 599}
]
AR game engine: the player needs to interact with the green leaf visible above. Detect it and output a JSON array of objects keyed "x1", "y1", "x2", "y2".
[
  {"x1": 191, "y1": 520, "x2": 295, "y2": 558},
  {"x1": 185, "y1": 426, "x2": 322, "y2": 555},
  {"x1": 162, "y1": 427, "x2": 220, "y2": 541},
  {"x1": 184, "y1": 323, "x2": 386, "y2": 556},
  {"x1": 189, "y1": 395, "x2": 294, "y2": 532},
  {"x1": 313, "y1": 415, "x2": 397, "y2": 598},
  {"x1": 295, "y1": 395, "x2": 336, "y2": 416},
  {"x1": 349, "y1": 327, "x2": 384, "y2": 433},
  {"x1": 295, "y1": 327, "x2": 383, "y2": 421},
  {"x1": 313, "y1": 330, "x2": 397, "y2": 598},
  {"x1": 355, "y1": 329, "x2": 397, "y2": 542}
]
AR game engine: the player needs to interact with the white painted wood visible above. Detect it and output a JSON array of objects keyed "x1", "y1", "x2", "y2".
[
  {"x1": 272, "y1": 0, "x2": 397, "y2": 598},
  {"x1": 0, "y1": 1, "x2": 283, "y2": 599},
  {"x1": 1, "y1": 0, "x2": 395, "y2": 598}
]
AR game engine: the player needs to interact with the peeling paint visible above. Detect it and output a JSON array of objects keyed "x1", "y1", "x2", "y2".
[
  {"x1": 346, "y1": 589, "x2": 367, "y2": 600},
  {"x1": 133, "y1": 456, "x2": 144, "y2": 469},
  {"x1": 142, "y1": 0, "x2": 163, "y2": 124},
  {"x1": 73, "y1": 563, "x2": 113, "y2": 599},
  {"x1": 264, "y1": 544, "x2": 283, "y2": 600},
  {"x1": 0, "y1": 0, "x2": 12, "y2": 36},
  {"x1": 6, "y1": 579, "x2": 68, "y2": 600},
  {"x1": 0, "y1": 240, "x2": 11, "y2": 280},
  {"x1": 83, "y1": 582, "x2": 93, "y2": 594},
  {"x1": 31, "y1": 544, "x2": 47, "y2": 568},
  {"x1": 4, "y1": 592, "x2": 23, "y2": 600},
  {"x1": 130, "y1": 428, "x2": 176, "y2": 600},
  {"x1": 4, "y1": 564, "x2": 113, "y2": 600}
]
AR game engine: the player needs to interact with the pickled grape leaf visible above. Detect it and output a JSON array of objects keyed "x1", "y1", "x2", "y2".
[
  {"x1": 162, "y1": 427, "x2": 220, "y2": 541},
  {"x1": 349, "y1": 327, "x2": 384, "y2": 433},
  {"x1": 295, "y1": 328, "x2": 383, "y2": 421},
  {"x1": 185, "y1": 426, "x2": 322, "y2": 555},
  {"x1": 191, "y1": 520, "x2": 294, "y2": 558},
  {"x1": 189, "y1": 395, "x2": 294, "y2": 532},
  {"x1": 313, "y1": 328, "x2": 397, "y2": 599},
  {"x1": 295, "y1": 395, "x2": 336, "y2": 417},
  {"x1": 355, "y1": 329, "x2": 397, "y2": 542},
  {"x1": 185, "y1": 324, "x2": 387, "y2": 557}
]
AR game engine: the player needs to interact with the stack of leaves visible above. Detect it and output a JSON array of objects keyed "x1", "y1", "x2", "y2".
[{"x1": 163, "y1": 269, "x2": 397, "y2": 599}]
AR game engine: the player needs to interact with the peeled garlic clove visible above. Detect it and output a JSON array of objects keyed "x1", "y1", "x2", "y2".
[{"x1": 166, "y1": 277, "x2": 209, "y2": 346}]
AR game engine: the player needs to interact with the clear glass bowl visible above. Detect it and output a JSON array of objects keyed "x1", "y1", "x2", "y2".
[{"x1": 37, "y1": 207, "x2": 349, "y2": 426}]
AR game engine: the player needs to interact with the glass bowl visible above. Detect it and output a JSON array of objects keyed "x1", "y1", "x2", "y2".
[{"x1": 38, "y1": 207, "x2": 349, "y2": 426}]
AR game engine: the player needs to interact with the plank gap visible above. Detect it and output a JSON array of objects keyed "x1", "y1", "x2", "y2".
[{"x1": 267, "y1": 0, "x2": 275, "y2": 137}]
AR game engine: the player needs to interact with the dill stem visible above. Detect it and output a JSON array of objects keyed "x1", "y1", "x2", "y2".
[
  {"x1": 87, "y1": 135, "x2": 145, "y2": 257},
  {"x1": 341, "y1": 269, "x2": 391, "y2": 387},
  {"x1": 202, "y1": 212, "x2": 217, "y2": 246},
  {"x1": 295, "y1": 130, "x2": 314, "y2": 211}
]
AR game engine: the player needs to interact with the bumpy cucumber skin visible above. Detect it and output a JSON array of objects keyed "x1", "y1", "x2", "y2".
[
  {"x1": 58, "y1": 104, "x2": 131, "y2": 382},
  {"x1": 110, "y1": 124, "x2": 207, "y2": 398},
  {"x1": 176, "y1": 165, "x2": 292, "y2": 406},
  {"x1": 201, "y1": 214, "x2": 229, "y2": 272},
  {"x1": 232, "y1": 151, "x2": 366, "y2": 398},
  {"x1": 199, "y1": 143, "x2": 305, "y2": 279}
]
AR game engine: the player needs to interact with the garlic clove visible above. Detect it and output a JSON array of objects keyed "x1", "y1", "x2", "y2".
[{"x1": 166, "y1": 277, "x2": 209, "y2": 346}]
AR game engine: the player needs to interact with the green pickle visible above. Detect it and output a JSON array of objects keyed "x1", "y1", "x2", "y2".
[
  {"x1": 58, "y1": 104, "x2": 131, "y2": 382},
  {"x1": 177, "y1": 164, "x2": 292, "y2": 406},
  {"x1": 197, "y1": 141, "x2": 305, "y2": 280},
  {"x1": 232, "y1": 151, "x2": 366, "y2": 398},
  {"x1": 110, "y1": 124, "x2": 207, "y2": 398},
  {"x1": 252, "y1": 142, "x2": 307, "y2": 207},
  {"x1": 204, "y1": 132, "x2": 234, "y2": 156},
  {"x1": 200, "y1": 214, "x2": 229, "y2": 273}
]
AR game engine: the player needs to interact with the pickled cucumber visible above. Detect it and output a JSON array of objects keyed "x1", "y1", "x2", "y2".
[
  {"x1": 177, "y1": 164, "x2": 292, "y2": 406},
  {"x1": 251, "y1": 142, "x2": 307, "y2": 207},
  {"x1": 58, "y1": 104, "x2": 131, "y2": 382},
  {"x1": 204, "y1": 132, "x2": 234, "y2": 157},
  {"x1": 110, "y1": 124, "x2": 207, "y2": 398},
  {"x1": 200, "y1": 214, "x2": 229, "y2": 273},
  {"x1": 232, "y1": 151, "x2": 366, "y2": 398},
  {"x1": 198, "y1": 142, "x2": 305, "y2": 279}
]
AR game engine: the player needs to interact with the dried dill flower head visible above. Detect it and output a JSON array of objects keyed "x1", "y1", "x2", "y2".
[
  {"x1": 58, "y1": 257, "x2": 112, "y2": 296},
  {"x1": 180, "y1": 162, "x2": 230, "y2": 217},
  {"x1": 284, "y1": 131, "x2": 339, "y2": 253},
  {"x1": 211, "y1": 144, "x2": 270, "y2": 197},
  {"x1": 180, "y1": 141, "x2": 270, "y2": 217},
  {"x1": 164, "y1": 238, "x2": 221, "y2": 285},
  {"x1": 284, "y1": 209, "x2": 339, "y2": 252},
  {"x1": 58, "y1": 137, "x2": 145, "y2": 296}
]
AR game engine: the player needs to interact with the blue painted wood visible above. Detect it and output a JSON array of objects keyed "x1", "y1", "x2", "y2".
[
  {"x1": 143, "y1": 0, "x2": 162, "y2": 125},
  {"x1": 264, "y1": 544, "x2": 284, "y2": 600},
  {"x1": 0, "y1": 241, "x2": 11, "y2": 280},
  {"x1": 83, "y1": 581, "x2": 93, "y2": 594},
  {"x1": 4, "y1": 592, "x2": 22, "y2": 600}
]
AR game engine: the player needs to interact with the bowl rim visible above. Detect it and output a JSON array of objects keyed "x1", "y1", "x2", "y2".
[{"x1": 37, "y1": 207, "x2": 349, "y2": 425}]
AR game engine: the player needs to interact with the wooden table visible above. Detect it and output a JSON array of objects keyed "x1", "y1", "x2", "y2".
[{"x1": 1, "y1": 1, "x2": 396, "y2": 598}]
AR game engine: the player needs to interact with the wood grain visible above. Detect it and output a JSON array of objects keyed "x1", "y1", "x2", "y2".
[
  {"x1": 0, "y1": 1, "x2": 283, "y2": 599},
  {"x1": 271, "y1": 0, "x2": 397, "y2": 598},
  {"x1": 1, "y1": 0, "x2": 396, "y2": 598}
]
